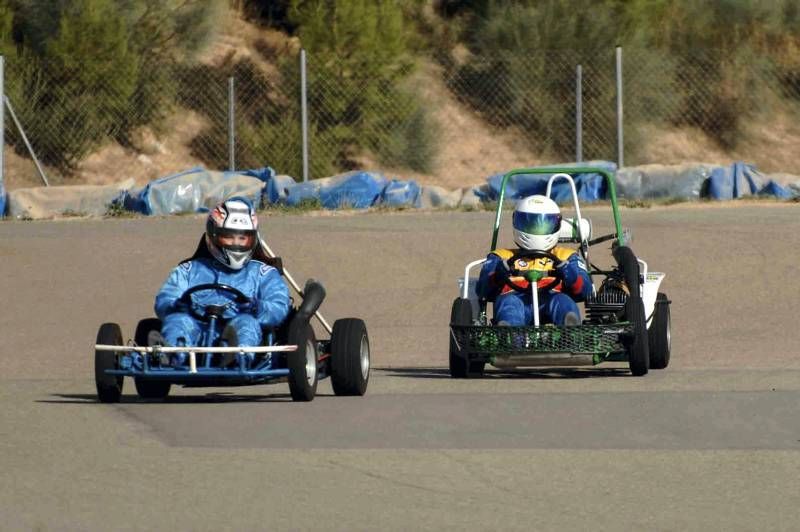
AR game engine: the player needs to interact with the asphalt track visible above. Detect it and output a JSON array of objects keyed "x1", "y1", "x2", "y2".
[{"x1": 2, "y1": 204, "x2": 800, "y2": 530}]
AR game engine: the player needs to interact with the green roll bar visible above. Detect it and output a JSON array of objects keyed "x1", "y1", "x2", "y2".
[{"x1": 489, "y1": 166, "x2": 624, "y2": 251}]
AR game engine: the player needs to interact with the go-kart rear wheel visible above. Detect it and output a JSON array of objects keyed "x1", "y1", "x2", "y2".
[
  {"x1": 648, "y1": 292, "x2": 671, "y2": 370},
  {"x1": 449, "y1": 297, "x2": 484, "y2": 378},
  {"x1": 134, "y1": 318, "x2": 162, "y2": 347},
  {"x1": 287, "y1": 319, "x2": 318, "y2": 402},
  {"x1": 624, "y1": 296, "x2": 650, "y2": 376},
  {"x1": 330, "y1": 318, "x2": 370, "y2": 396},
  {"x1": 95, "y1": 323, "x2": 124, "y2": 403}
]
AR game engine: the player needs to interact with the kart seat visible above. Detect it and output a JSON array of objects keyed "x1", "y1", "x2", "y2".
[{"x1": 557, "y1": 217, "x2": 592, "y2": 244}]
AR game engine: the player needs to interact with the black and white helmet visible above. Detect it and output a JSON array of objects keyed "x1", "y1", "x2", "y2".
[{"x1": 205, "y1": 197, "x2": 259, "y2": 270}]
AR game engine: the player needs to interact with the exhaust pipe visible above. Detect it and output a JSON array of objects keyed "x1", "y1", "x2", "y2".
[{"x1": 296, "y1": 279, "x2": 325, "y2": 321}]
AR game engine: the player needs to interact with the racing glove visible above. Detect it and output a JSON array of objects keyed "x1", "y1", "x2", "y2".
[
  {"x1": 170, "y1": 298, "x2": 190, "y2": 314},
  {"x1": 555, "y1": 260, "x2": 579, "y2": 287}
]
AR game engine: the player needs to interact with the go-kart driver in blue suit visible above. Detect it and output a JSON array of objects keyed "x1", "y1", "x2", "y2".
[
  {"x1": 477, "y1": 195, "x2": 592, "y2": 326},
  {"x1": 154, "y1": 197, "x2": 290, "y2": 366}
]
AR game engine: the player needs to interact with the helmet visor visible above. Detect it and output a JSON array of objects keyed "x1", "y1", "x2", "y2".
[
  {"x1": 512, "y1": 211, "x2": 562, "y2": 236},
  {"x1": 214, "y1": 228, "x2": 256, "y2": 251}
]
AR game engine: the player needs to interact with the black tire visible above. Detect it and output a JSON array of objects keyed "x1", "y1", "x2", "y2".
[
  {"x1": 624, "y1": 296, "x2": 650, "y2": 376},
  {"x1": 449, "y1": 298, "x2": 484, "y2": 378},
  {"x1": 287, "y1": 318, "x2": 318, "y2": 401},
  {"x1": 648, "y1": 292, "x2": 671, "y2": 370},
  {"x1": 613, "y1": 245, "x2": 641, "y2": 298},
  {"x1": 134, "y1": 378, "x2": 171, "y2": 400},
  {"x1": 95, "y1": 323, "x2": 124, "y2": 403},
  {"x1": 613, "y1": 246, "x2": 649, "y2": 375},
  {"x1": 134, "y1": 317, "x2": 162, "y2": 347},
  {"x1": 132, "y1": 318, "x2": 172, "y2": 400},
  {"x1": 330, "y1": 318, "x2": 370, "y2": 396}
]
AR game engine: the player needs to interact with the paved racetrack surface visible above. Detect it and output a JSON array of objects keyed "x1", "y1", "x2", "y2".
[{"x1": 2, "y1": 204, "x2": 799, "y2": 530}]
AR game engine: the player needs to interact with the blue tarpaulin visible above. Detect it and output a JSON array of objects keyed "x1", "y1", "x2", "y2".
[
  {"x1": 380, "y1": 179, "x2": 421, "y2": 207},
  {"x1": 705, "y1": 161, "x2": 795, "y2": 200},
  {"x1": 285, "y1": 171, "x2": 390, "y2": 209},
  {"x1": 758, "y1": 180, "x2": 793, "y2": 198},
  {"x1": 706, "y1": 161, "x2": 761, "y2": 199},
  {"x1": 7, "y1": 159, "x2": 792, "y2": 220},
  {"x1": 123, "y1": 167, "x2": 274, "y2": 215},
  {"x1": 264, "y1": 174, "x2": 297, "y2": 204},
  {"x1": 0, "y1": 176, "x2": 6, "y2": 216},
  {"x1": 484, "y1": 161, "x2": 617, "y2": 203}
]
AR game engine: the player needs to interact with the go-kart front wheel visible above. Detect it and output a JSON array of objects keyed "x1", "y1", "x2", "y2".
[
  {"x1": 449, "y1": 298, "x2": 484, "y2": 378},
  {"x1": 648, "y1": 292, "x2": 671, "y2": 370},
  {"x1": 614, "y1": 245, "x2": 649, "y2": 376},
  {"x1": 287, "y1": 319, "x2": 319, "y2": 401},
  {"x1": 330, "y1": 318, "x2": 370, "y2": 396},
  {"x1": 133, "y1": 318, "x2": 171, "y2": 400},
  {"x1": 134, "y1": 378, "x2": 171, "y2": 400},
  {"x1": 624, "y1": 296, "x2": 650, "y2": 376},
  {"x1": 95, "y1": 323, "x2": 124, "y2": 403}
]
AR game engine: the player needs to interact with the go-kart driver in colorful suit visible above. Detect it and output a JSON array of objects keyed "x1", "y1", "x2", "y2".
[
  {"x1": 476, "y1": 195, "x2": 592, "y2": 326},
  {"x1": 153, "y1": 197, "x2": 290, "y2": 366}
]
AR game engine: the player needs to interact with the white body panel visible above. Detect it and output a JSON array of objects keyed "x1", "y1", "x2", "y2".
[
  {"x1": 638, "y1": 259, "x2": 665, "y2": 327},
  {"x1": 459, "y1": 258, "x2": 486, "y2": 319}
]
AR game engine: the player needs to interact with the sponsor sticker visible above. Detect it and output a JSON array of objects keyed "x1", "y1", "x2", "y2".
[{"x1": 210, "y1": 206, "x2": 226, "y2": 226}]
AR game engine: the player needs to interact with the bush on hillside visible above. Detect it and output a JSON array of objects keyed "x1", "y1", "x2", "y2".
[
  {"x1": 187, "y1": 0, "x2": 438, "y2": 177},
  {"x1": 4, "y1": 0, "x2": 222, "y2": 172},
  {"x1": 288, "y1": 0, "x2": 436, "y2": 175},
  {"x1": 444, "y1": 0, "x2": 800, "y2": 159}
]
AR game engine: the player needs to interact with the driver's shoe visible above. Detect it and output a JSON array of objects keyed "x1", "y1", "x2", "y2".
[
  {"x1": 563, "y1": 312, "x2": 582, "y2": 326},
  {"x1": 147, "y1": 330, "x2": 172, "y2": 366},
  {"x1": 218, "y1": 325, "x2": 239, "y2": 368}
]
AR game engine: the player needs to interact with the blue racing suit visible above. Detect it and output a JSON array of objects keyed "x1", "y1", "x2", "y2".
[
  {"x1": 476, "y1": 247, "x2": 592, "y2": 326},
  {"x1": 154, "y1": 257, "x2": 290, "y2": 358}
]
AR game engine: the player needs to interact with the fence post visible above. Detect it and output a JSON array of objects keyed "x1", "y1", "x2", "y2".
[
  {"x1": 5, "y1": 96, "x2": 49, "y2": 186},
  {"x1": 228, "y1": 76, "x2": 235, "y2": 171},
  {"x1": 0, "y1": 55, "x2": 4, "y2": 185},
  {"x1": 615, "y1": 46, "x2": 624, "y2": 168},
  {"x1": 575, "y1": 64, "x2": 583, "y2": 163},
  {"x1": 300, "y1": 48, "x2": 309, "y2": 183}
]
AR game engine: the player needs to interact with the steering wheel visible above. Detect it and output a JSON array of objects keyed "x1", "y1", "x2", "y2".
[
  {"x1": 177, "y1": 283, "x2": 253, "y2": 321},
  {"x1": 503, "y1": 250, "x2": 565, "y2": 293}
]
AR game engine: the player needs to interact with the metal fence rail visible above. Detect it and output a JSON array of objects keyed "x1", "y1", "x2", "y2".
[{"x1": 3, "y1": 47, "x2": 799, "y2": 186}]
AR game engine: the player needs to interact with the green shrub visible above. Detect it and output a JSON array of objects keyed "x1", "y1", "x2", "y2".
[
  {"x1": 4, "y1": 0, "x2": 221, "y2": 173},
  {"x1": 443, "y1": 0, "x2": 800, "y2": 159}
]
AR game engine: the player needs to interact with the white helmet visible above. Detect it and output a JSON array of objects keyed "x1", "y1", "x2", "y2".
[
  {"x1": 205, "y1": 197, "x2": 259, "y2": 270},
  {"x1": 512, "y1": 195, "x2": 562, "y2": 252}
]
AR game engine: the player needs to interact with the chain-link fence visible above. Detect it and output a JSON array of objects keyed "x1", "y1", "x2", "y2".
[{"x1": 3, "y1": 47, "x2": 799, "y2": 187}]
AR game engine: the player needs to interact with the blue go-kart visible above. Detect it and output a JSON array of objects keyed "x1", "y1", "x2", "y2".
[{"x1": 94, "y1": 240, "x2": 370, "y2": 402}]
